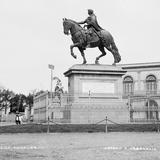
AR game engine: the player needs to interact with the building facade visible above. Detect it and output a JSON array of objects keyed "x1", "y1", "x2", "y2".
[
  {"x1": 120, "y1": 62, "x2": 160, "y2": 122},
  {"x1": 33, "y1": 62, "x2": 160, "y2": 124},
  {"x1": 33, "y1": 91, "x2": 49, "y2": 122},
  {"x1": 33, "y1": 91, "x2": 70, "y2": 123}
]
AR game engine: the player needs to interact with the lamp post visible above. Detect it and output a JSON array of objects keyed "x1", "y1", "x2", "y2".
[
  {"x1": 48, "y1": 64, "x2": 54, "y2": 133},
  {"x1": 48, "y1": 64, "x2": 54, "y2": 102}
]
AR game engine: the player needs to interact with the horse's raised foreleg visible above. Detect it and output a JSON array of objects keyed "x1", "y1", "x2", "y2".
[
  {"x1": 70, "y1": 42, "x2": 83, "y2": 59},
  {"x1": 70, "y1": 44, "x2": 77, "y2": 59},
  {"x1": 95, "y1": 46, "x2": 107, "y2": 64},
  {"x1": 78, "y1": 47, "x2": 87, "y2": 64}
]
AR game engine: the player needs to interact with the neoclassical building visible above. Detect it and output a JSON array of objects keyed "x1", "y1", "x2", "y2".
[
  {"x1": 120, "y1": 62, "x2": 160, "y2": 122},
  {"x1": 33, "y1": 62, "x2": 160, "y2": 123}
]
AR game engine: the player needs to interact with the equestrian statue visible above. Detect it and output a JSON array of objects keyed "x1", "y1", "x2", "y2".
[{"x1": 63, "y1": 9, "x2": 121, "y2": 65}]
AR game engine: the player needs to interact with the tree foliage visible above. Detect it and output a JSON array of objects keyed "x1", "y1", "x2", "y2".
[
  {"x1": 0, "y1": 89, "x2": 14, "y2": 112},
  {"x1": 0, "y1": 88, "x2": 34, "y2": 113}
]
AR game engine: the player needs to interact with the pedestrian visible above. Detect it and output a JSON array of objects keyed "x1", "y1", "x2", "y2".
[{"x1": 15, "y1": 114, "x2": 20, "y2": 125}]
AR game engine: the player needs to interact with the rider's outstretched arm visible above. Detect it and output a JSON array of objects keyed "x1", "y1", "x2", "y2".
[{"x1": 77, "y1": 20, "x2": 86, "y2": 24}]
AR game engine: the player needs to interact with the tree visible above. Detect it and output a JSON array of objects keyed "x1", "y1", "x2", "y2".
[
  {"x1": 26, "y1": 93, "x2": 33, "y2": 111},
  {"x1": 9, "y1": 94, "x2": 27, "y2": 113},
  {"x1": 0, "y1": 88, "x2": 34, "y2": 114},
  {"x1": 0, "y1": 89, "x2": 15, "y2": 113}
]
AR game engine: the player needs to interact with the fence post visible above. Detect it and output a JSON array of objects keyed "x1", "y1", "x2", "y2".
[
  {"x1": 105, "y1": 116, "x2": 108, "y2": 133},
  {"x1": 47, "y1": 116, "x2": 50, "y2": 133},
  {"x1": 157, "y1": 120, "x2": 160, "y2": 133}
]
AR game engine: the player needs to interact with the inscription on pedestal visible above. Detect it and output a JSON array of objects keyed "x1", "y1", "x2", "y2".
[{"x1": 82, "y1": 81, "x2": 115, "y2": 94}]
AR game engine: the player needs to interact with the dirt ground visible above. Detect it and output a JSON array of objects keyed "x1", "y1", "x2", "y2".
[{"x1": 0, "y1": 132, "x2": 160, "y2": 160}]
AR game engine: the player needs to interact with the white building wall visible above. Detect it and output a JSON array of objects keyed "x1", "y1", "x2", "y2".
[{"x1": 123, "y1": 68, "x2": 160, "y2": 93}]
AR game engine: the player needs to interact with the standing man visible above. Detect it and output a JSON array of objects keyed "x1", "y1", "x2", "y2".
[{"x1": 15, "y1": 114, "x2": 20, "y2": 125}]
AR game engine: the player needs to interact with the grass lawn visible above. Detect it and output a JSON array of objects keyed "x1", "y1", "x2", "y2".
[{"x1": 0, "y1": 132, "x2": 160, "y2": 160}]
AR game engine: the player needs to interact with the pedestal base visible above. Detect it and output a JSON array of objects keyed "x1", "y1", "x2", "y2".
[{"x1": 64, "y1": 64, "x2": 128, "y2": 124}]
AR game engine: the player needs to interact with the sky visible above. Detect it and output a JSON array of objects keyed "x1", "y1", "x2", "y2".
[{"x1": 0, "y1": 0, "x2": 160, "y2": 95}]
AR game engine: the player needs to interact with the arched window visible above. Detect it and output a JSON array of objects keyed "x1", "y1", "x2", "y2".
[
  {"x1": 146, "y1": 75, "x2": 157, "y2": 94},
  {"x1": 123, "y1": 76, "x2": 134, "y2": 95},
  {"x1": 145, "y1": 99, "x2": 158, "y2": 120}
]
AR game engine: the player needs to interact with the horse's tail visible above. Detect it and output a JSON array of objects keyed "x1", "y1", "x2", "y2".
[{"x1": 110, "y1": 40, "x2": 121, "y2": 63}]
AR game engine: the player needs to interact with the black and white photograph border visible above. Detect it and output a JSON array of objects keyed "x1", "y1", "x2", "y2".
[{"x1": 0, "y1": 0, "x2": 160, "y2": 159}]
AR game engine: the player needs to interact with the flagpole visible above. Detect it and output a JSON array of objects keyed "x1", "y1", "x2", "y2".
[
  {"x1": 51, "y1": 68, "x2": 53, "y2": 103},
  {"x1": 48, "y1": 64, "x2": 54, "y2": 133}
]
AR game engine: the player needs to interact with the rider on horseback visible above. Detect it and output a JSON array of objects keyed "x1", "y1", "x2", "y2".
[
  {"x1": 78, "y1": 9, "x2": 103, "y2": 32},
  {"x1": 77, "y1": 9, "x2": 103, "y2": 47},
  {"x1": 63, "y1": 16, "x2": 121, "y2": 65}
]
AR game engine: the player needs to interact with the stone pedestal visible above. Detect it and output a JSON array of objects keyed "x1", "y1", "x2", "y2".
[{"x1": 64, "y1": 64, "x2": 129, "y2": 124}]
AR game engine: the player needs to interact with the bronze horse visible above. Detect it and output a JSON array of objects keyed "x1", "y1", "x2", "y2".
[{"x1": 63, "y1": 18, "x2": 121, "y2": 65}]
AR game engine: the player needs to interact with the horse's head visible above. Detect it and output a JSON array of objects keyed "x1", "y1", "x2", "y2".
[
  {"x1": 63, "y1": 18, "x2": 72, "y2": 35},
  {"x1": 63, "y1": 18, "x2": 82, "y2": 35}
]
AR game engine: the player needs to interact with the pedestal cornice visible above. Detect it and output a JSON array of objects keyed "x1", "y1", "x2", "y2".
[{"x1": 64, "y1": 64, "x2": 127, "y2": 77}]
